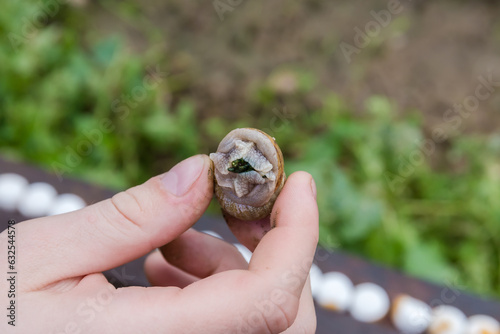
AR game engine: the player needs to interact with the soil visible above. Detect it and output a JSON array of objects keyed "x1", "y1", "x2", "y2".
[{"x1": 80, "y1": 0, "x2": 500, "y2": 135}]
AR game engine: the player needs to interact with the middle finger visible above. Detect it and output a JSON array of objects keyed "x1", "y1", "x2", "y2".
[{"x1": 160, "y1": 229, "x2": 248, "y2": 278}]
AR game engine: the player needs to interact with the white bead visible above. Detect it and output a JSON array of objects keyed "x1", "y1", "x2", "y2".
[
  {"x1": 201, "y1": 230, "x2": 223, "y2": 239},
  {"x1": 316, "y1": 272, "x2": 353, "y2": 312},
  {"x1": 349, "y1": 282, "x2": 390, "y2": 323},
  {"x1": 48, "y1": 194, "x2": 86, "y2": 216},
  {"x1": 391, "y1": 295, "x2": 431, "y2": 334},
  {"x1": 17, "y1": 182, "x2": 57, "y2": 218},
  {"x1": 309, "y1": 263, "x2": 324, "y2": 299},
  {"x1": 0, "y1": 173, "x2": 29, "y2": 211},
  {"x1": 429, "y1": 305, "x2": 467, "y2": 334},
  {"x1": 466, "y1": 314, "x2": 500, "y2": 334},
  {"x1": 234, "y1": 243, "x2": 252, "y2": 263}
]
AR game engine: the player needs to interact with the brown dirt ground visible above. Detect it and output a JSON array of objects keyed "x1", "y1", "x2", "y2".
[{"x1": 81, "y1": 0, "x2": 500, "y2": 136}]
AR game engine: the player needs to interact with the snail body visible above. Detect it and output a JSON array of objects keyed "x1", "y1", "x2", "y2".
[{"x1": 209, "y1": 128, "x2": 286, "y2": 220}]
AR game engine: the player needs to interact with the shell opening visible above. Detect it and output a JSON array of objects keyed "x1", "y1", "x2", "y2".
[
  {"x1": 210, "y1": 139, "x2": 276, "y2": 199},
  {"x1": 209, "y1": 128, "x2": 286, "y2": 219},
  {"x1": 228, "y1": 158, "x2": 256, "y2": 174}
]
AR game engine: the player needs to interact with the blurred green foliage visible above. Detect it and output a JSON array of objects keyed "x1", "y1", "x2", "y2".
[{"x1": 1, "y1": 1, "x2": 499, "y2": 298}]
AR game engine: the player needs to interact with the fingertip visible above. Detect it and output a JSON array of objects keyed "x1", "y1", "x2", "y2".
[
  {"x1": 144, "y1": 250, "x2": 198, "y2": 288},
  {"x1": 271, "y1": 171, "x2": 318, "y2": 233},
  {"x1": 286, "y1": 171, "x2": 315, "y2": 195},
  {"x1": 280, "y1": 171, "x2": 316, "y2": 203},
  {"x1": 158, "y1": 154, "x2": 213, "y2": 198},
  {"x1": 144, "y1": 250, "x2": 162, "y2": 274},
  {"x1": 225, "y1": 213, "x2": 271, "y2": 251},
  {"x1": 225, "y1": 171, "x2": 318, "y2": 251}
]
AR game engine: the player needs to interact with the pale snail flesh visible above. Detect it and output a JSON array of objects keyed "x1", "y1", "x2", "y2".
[{"x1": 209, "y1": 128, "x2": 286, "y2": 221}]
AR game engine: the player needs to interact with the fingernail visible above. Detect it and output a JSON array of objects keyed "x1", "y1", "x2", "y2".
[
  {"x1": 161, "y1": 155, "x2": 206, "y2": 196},
  {"x1": 310, "y1": 177, "x2": 317, "y2": 199}
]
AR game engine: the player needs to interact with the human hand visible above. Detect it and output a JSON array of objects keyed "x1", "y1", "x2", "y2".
[{"x1": 0, "y1": 154, "x2": 318, "y2": 333}]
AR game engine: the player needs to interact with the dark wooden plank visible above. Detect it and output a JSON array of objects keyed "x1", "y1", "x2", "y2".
[
  {"x1": 0, "y1": 157, "x2": 116, "y2": 207},
  {"x1": 318, "y1": 251, "x2": 500, "y2": 319}
]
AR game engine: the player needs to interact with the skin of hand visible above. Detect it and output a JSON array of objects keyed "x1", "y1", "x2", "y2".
[{"x1": 0, "y1": 154, "x2": 319, "y2": 334}]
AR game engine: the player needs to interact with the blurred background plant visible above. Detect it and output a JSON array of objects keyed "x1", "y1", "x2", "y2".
[{"x1": 1, "y1": 0, "x2": 500, "y2": 298}]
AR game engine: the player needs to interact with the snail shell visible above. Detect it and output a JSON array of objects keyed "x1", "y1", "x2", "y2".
[{"x1": 209, "y1": 128, "x2": 286, "y2": 221}]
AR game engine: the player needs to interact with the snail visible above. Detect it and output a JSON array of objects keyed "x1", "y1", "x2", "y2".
[{"x1": 209, "y1": 128, "x2": 286, "y2": 221}]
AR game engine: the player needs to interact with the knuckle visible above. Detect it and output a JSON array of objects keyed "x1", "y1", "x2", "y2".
[
  {"x1": 110, "y1": 190, "x2": 144, "y2": 227},
  {"x1": 266, "y1": 307, "x2": 292, "y2": 333},
  {"x1": 97, "y1": 192, "x2": 154, "y2": 256},
  {"x1": 260, "y1": 291, "x2": 299, "y2": 333},
  {"x1": 103, "y1": 190, "x2": 146, "y2": 236}
]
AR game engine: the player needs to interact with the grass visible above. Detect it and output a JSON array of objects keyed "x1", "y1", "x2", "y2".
[{"x1": 1, "y1": 1, "x2": 499, "y2": 298}]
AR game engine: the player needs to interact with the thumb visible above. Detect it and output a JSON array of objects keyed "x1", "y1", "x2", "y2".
[{"x1": 13, "y1": 155, "x2": 214, "y2": 291}]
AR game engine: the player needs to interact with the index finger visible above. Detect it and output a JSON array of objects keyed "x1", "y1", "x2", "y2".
[
  {"x1": 224, "y1": 214, "x2": 271, "y2": 252},
  {"x1": 107, "y1": 173, "x2": 317, "y2": 334},
  {"x1": 250, "y1": 171, "x2": 319, "y2": 295}
]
